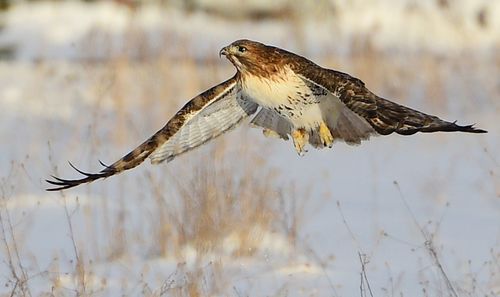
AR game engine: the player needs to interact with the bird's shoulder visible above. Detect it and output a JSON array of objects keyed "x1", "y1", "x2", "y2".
[{"x1": 272, "y1": 48, "x2": 366, "y2": 90}]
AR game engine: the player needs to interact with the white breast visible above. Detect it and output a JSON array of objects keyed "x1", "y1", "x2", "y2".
[
  {"x1": 241, "y1": 67, "x2": 343, "y2": 130},
  {"x1": 241, "y1": 68, "x2": 304, "y2": 109}
]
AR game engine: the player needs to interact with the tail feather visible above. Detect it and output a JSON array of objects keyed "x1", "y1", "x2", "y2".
[{"x1": 326, "y1": 106, "x2": 377, "y2": 145}]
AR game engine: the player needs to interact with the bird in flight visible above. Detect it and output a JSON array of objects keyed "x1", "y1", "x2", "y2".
[{"x1": 47, "y1": 39, "x2": 486, "y2": 191}]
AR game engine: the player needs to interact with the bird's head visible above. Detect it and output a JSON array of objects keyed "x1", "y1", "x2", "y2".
[{"x1": 219, "y1": 39, "x2": 282, "y2": 77}]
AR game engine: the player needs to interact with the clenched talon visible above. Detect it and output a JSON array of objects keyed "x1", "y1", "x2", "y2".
[
  {"x1": 262, "y1": 128, "x2": 281, "y2": 139},
  {"x1": 292, "y1": 128, "x2": 308, "y2": 155},
  {"x1": 319, "y1": 121, "x2": 334, "y2": 147}
]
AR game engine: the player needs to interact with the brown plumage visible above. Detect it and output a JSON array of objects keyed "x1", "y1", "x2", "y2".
[
  {"x1": 47, "y1": 39, "x2": 486, "y2": 191},
  {"x1": 293, "y1": 63, "x2": 485, "y2": 136},
  {"x1": 47, "y1": 77, "x2": 256, "y2": 191}
]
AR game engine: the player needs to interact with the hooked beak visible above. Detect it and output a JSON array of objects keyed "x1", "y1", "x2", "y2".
[{"x1": 219, "y1": 46, "x2": 229, "y2": 58}]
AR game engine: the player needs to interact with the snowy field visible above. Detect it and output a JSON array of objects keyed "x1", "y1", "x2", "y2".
[{"x1": 0, "y1": 1, "x2": 499, "y2": 296}]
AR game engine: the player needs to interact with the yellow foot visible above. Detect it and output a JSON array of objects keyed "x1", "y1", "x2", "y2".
[
  {"x1": 319, "y1": 121, "x2": 334, "y2": 148},
  {"x1": 262, "y1": 128, "x2": 280, "y2": 139},
  {"x1": 292, "y1": 128, "x2": 308, "y2": 156}
]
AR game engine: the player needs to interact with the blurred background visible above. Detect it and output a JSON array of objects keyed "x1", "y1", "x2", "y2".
[{"x1": 0, "y1": 0, "x2": 498, "y2": 296}]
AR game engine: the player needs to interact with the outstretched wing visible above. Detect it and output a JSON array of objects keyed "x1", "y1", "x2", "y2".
[
  {"x1": 47, "y1": 76, "x2": 258, "y2": 191},
  {"x1": 294, "y1": 62, "x2": 487, "y2": 136}
]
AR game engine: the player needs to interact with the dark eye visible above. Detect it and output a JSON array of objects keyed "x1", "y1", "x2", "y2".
[{"x1": 237, "y1": 46, "x2": 247, "y2": 53}]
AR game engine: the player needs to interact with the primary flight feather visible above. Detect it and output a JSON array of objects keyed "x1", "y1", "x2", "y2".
[{"x1": 47, "y1": 39, "x2": 486, "y2": 191}]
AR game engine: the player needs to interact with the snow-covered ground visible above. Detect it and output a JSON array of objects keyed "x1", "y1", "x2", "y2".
[
  {"x1": 0, "y1": 0, "x2": 499, "y2": 61},
  {"x1": 0, "y1": 1, "x2": 499, "y2": 296}
]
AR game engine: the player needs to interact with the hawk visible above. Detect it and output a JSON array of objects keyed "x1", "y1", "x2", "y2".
[{"x1": 47, "y1": 39, "x2": 486, "y2": 191}]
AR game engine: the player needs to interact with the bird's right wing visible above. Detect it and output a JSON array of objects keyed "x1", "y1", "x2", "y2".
[
  {"x1": 148, "y1": 78, "x2": 258, "y2": 163},
  {"x1": 47, "y1": 76, "x2": 258, "y2": 191}
]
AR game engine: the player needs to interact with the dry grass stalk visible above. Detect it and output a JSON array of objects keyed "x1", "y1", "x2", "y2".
[{"x1": 143, "y1": 137, "x2": 283, "y2": 259}]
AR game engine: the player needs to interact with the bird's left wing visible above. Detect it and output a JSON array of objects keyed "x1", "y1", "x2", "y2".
[
  {"x1": 47, "y1": 76, "x2": 257, "y2": 191},
  {"x1": 293, "y1": 62, "x2": 486, "y2": 136}
]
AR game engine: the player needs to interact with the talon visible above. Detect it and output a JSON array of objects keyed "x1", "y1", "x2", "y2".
[
  {"x1": 262, "y1": 128, "x2": 280, "y2": 139},
  {"x1": 319, "y1": 121, "x2": 334, "y2": 148},
  {"x1": 292, "y1": 128, "x2": 308, "y2": 155}
]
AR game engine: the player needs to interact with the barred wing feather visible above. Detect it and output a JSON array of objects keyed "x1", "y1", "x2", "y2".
[{"x1": 46, "y1": 76, "x2": 257, "y2": 191}]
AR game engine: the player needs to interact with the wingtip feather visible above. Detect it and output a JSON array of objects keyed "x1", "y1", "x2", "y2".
[{"x1": 454, "y1": 123, "x2": 487, "y2": 134}]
